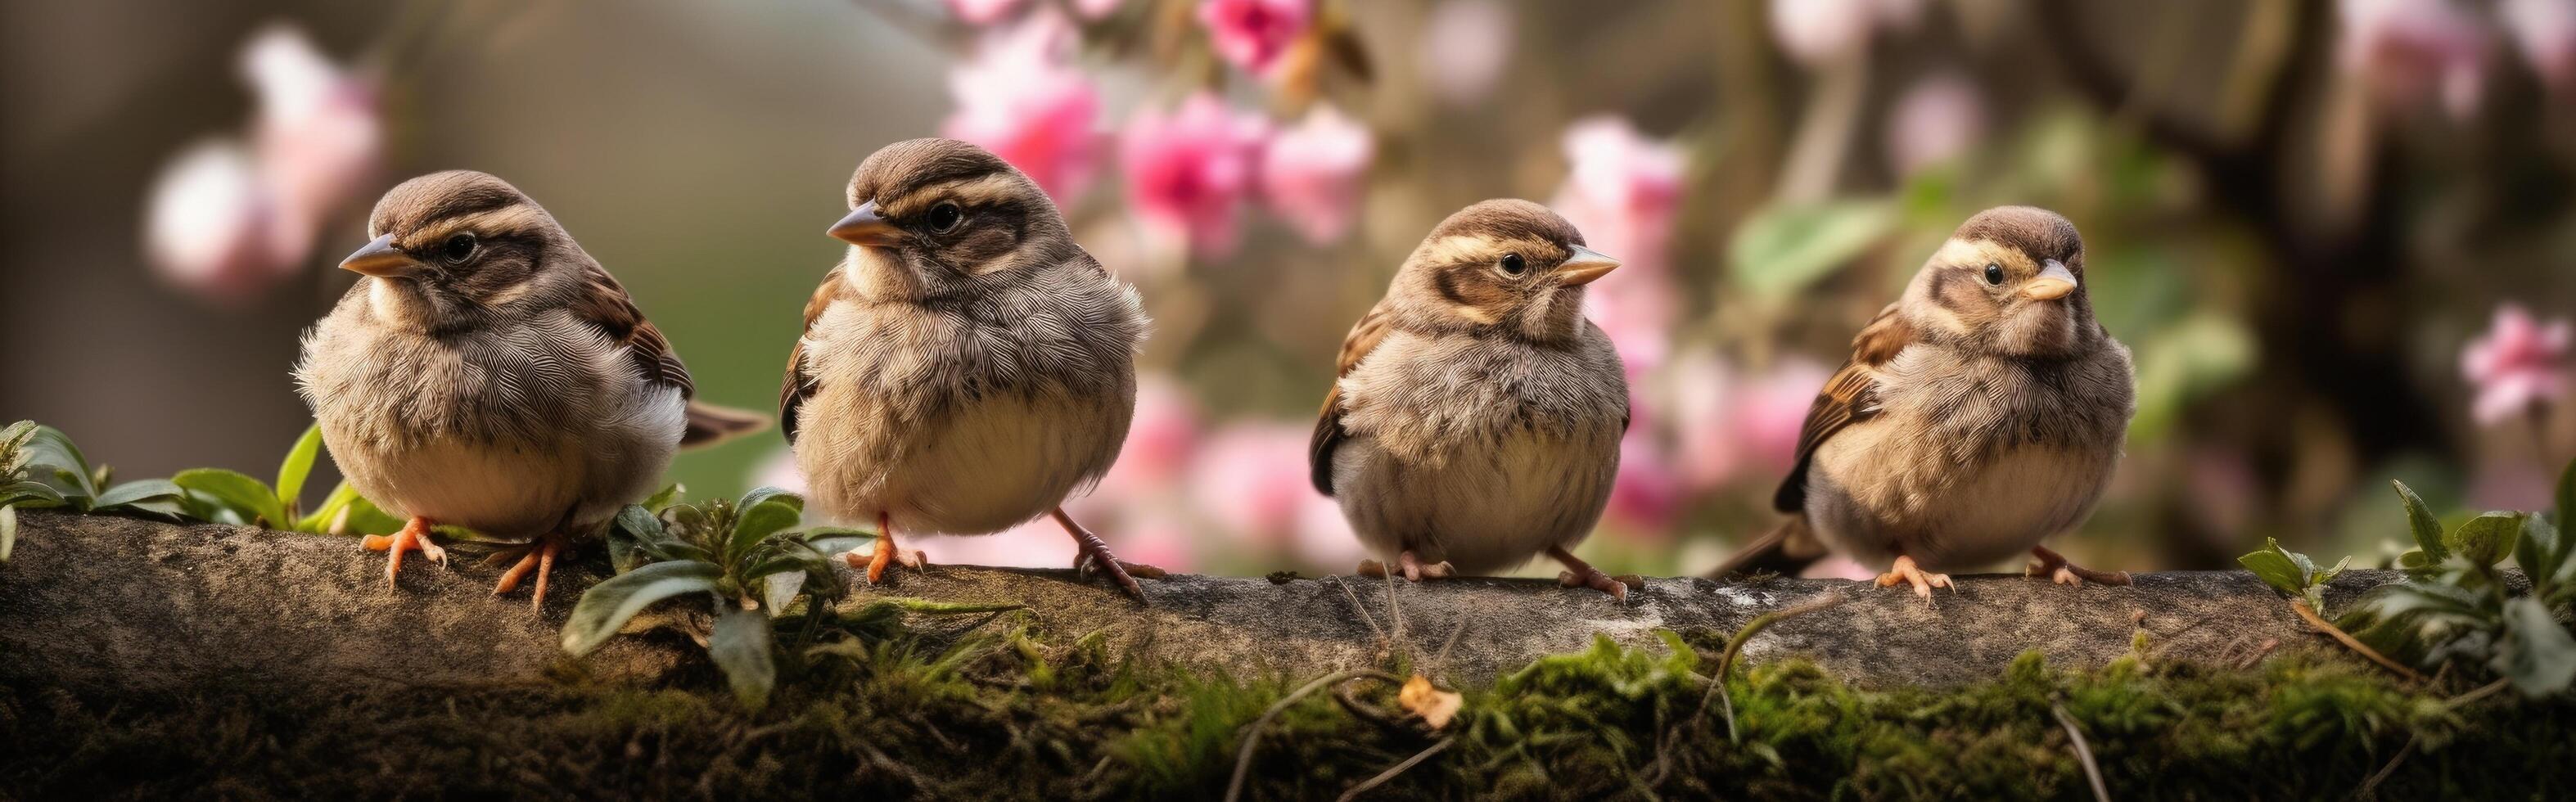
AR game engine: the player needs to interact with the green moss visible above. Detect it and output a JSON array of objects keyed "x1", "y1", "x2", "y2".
[{"x1": 4, "y1": 615, "x2": 2570, "y2": 800}]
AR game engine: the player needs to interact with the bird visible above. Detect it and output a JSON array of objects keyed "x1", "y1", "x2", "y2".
[
  {"x1": 781, "y1": 138, "x2": 1158, "y2": 601},
  {"x1": 295, "y1": 170, "x2": 766, "y2": 609},
  {"x1": 1310, "y1": 199, "x2": 1635, "y2": 601},
  {"x1": 1710, "y1": 205, "x2": 2136, "y2": 600}
]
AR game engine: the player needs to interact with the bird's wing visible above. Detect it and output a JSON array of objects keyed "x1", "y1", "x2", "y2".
[
  {"x1": 1771, "y1": 303, "x2": 1914, "y2": 512},
  {"x1": 1309, "y1": 300, "x2": 1396, "y2": 496},
  {"x1": 571, "y1": 262, "x2": 694, "y2": 399},
  {"x1": 778, "y1": 269, "x2": 839, "y2": 445}
]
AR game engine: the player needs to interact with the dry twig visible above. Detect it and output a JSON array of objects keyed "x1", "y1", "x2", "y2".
[
  {"x1": 2290, "y1": 600, "x2": 2425, "y2": 683},
  {"x1": 1226, "y1": 669, "x2": 1401, "y2": 802},
  {"x1": 2050, "y1": 701, "x2": 2111, "y2": 802},
  {"x1": 1335, "y1": 737, "x2": 1456, "y2": 802}
]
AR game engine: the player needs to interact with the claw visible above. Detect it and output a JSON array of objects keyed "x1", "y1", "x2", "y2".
[
  {"x1": 1054, "y1": 507, "x2": 1155, "y2": 603},
  {"x1": 1548, "y1": 546, "x2": 1631, "y2": 602},
  {"x1": 364, "y1": 516, "x2": 448, "y2": 588},
  {"x1": 1874, "y1": 555, "x2": 1952, "y2": 603},
  {"x1": 2029, "y1": 545, "x2": 2132, "y2": 587}
]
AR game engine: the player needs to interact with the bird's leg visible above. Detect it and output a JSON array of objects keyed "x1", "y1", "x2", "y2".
[
  {"x1": 1874, "y1": 554, "x2": 1955, "y2": 602},
  {"x1": 2027, "y1": 545, "x2": 2132, "y2": 587},
  {"x1": 1549, "y1": 546, "x2": 1631, "y2": 602},
  {"x1": 1053, "y1": 507, "x2": 1162, "y2": 602},
  {"x1": 1396, "y1": 549, "x2": 1456, "y2": 581},
  {"x1": 493, "y1": 532, "x2": 566, "y2": 611},
  {"x1": 359, "y1": 516, "x2": 448, "y2": 587},
  {"x1": 844, "y1": 511, "x2": 927, "y2": 584}
]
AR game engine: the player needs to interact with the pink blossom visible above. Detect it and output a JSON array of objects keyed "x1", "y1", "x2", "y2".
[
  {"x1": 2461, "y1": 304, "x2": 2573, "y2": 424},
  {"x1": 1072, "y1": 0, "x2": 1125, "y2": 20},
  {"x1": 944, "y1": 0, "x2": 1026, "y2": 25},
  {"x1": 1767, "y1": 0, "x2": 1920, "y2": 65},
  {"x1": 1258, "y1": 105, "x2": 1373, "y2": 245},
  {"x1": 1120, "y1": 93, "x2": 1270, "y2": 259},
  {"x1": 2338, "y1": 0, "x2": 2490, "y2": 119},
  {"x1": 1802, "y1": 555, "x2": 1880, "y2": 582},
  {"x1": 1884, "y1": 71, "x2": 1986, "y2": 178},
  {"x1": 1198, "y1": 0, "x2": 1311, "y2": 76},
  {"x1": 944, "y1": 12, "x2": 1103, "y2": 205},
  {"x1": 143, "y1": 139, "x2": 285, "y2": 304},
  {"x1": 1604, "y1": 430, "x2": 1685, "y2": 535},
  {"x1": 1091, "y1": 373, "x2": 1203, "y2": 500},
  {"x1": 242, "y1": 23, "x2": 381, "y2": 264},
  {"x1": 1667, "y1": 354, "x2": 1831, "y2": 490},
  {"x1": 1422, "y1": 0, "x2": 1513, "y2": 105},
  {"x1": 2504, "y1": 0, "x2": 2576, "y2": 94},
  {"x1": 1291, "y1": 494, "x2": 1367, "y2": 570},
  {"x1": 1553, "y1": 117, "x2": 1685, "y2": 274},
  {"x1": 1186, "y1": 421, "x2": 1312, "y2": 544},
  {"x1": 1552, "y1": 117, "x2": 1687, "y2": 376}
]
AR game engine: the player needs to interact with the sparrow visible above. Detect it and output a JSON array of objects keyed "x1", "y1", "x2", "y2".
[
  {"x1": 781, "y1": 138, "x2": 1159, "y2": 601},
  {"x1": 1712, "y1": 205, "x2": 2135, "y2": 599},
  {"x1": 295, "y1": 170, "x2": 765, "y2": 609},
  {"x1": 1310, "y1": 200, "x2": 1634, "y2": 601}
]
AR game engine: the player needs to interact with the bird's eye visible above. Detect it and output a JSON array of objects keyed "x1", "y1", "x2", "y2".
[
  {"x1": 1983, "y1": 263, "x2": 2005, "y2": 286},
  {"x1": 440, "y1": 233, "x2": 478, "y2": 264},
  {"x1": 1499, "y1": 253, "x2": 1527, "y2": 276},
  {"x1": 925, "y1": 202, "x2": 963, "y2": 234}
]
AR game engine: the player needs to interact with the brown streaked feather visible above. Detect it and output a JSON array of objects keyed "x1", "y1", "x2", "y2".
[
  {"x1": 1772, "y1": 303, "x2": 1915, "y2": 511},
  {"x1": 570, "y1": 262, "x2": 694, "y2": 398},
  {"x1": 778, "y1": 270, "x2": 841, "y2": 444},
  {"x1": 1310, "y1": 301, "x2": 1396, "y2": 496}
]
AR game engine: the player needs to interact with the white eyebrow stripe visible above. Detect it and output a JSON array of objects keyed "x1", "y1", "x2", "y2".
[
  {"x1": 411, "y1": 204, "x2": 549, "y2": 247},
  {"x1": 1414, "y1": 234, "x2": 1501, "y2": 268}
]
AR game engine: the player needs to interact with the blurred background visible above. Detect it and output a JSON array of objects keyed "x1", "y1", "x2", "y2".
[{"x1": 4, "y1": 0, "x2": 2572, "y2": 579}]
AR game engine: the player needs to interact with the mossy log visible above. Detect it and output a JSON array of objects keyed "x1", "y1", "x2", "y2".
[{"x1": 2, "y1": 511, "x2": 2397, "y2": 694}]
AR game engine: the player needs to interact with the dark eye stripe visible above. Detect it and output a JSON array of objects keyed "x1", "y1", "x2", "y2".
[{"x1": 1432, "y1": 266, "x2": 1473, "y2": 309}]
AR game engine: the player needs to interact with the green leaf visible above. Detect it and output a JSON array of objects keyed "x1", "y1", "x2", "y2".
[
  {"x1": 1727, "y1": 198, "x2": 1898, "y2": 301},
  {"x1": 736, "y1": 486, "x2": 804, "y2": 515},
  {"x1": 339, "y1": 493, "x2": 406, "y2": 535},
  {"x1": 561, "y1": 560, "x2": 722, "y2": 656},
  {"x1": 607, "y1": 504, "x2": 666, "y2": 573},
  {"x1": 0, "y1": 503, "x2": 16, "y2": 562},
  {"x1": 94, "y1": 479, "x2": 184, "y2": 511},
  {"x1": 2312, "y1": 554, "x2": 2352, "y2": 586},
  {"x1": 20, "y1": 425, "x2": 97, "y2": 499},
  {"x1": 728, "y1": 498, "x2": 803, "y2": 563},
  {"x1": 709, "y1": 607, "x2": 778, "y2": 710},
  {"x1": 274, "y1": 424, "x2": 324, "y2": 516},
  {"x1": 2493, "y1": 597, "x2": 2576, "y2": 697},
  {"x1": 172, "y1": 468, "x2": 286, "y2": 528},
  {"x1": 295, "y1": 482, "x2": 359, "y2": 533},
  {"x1": 2514, "y1": 515, "x2": 2558, "y2": 588},
  {"x1": 2393, "y1": 480, "x2": 2450, "y2": 562},
  {"x1": 642, "y1": 483, "x2": 682, "y2": 513},
  {"x1": 2237, "y1": 538, "x2": 2309, "y2": 597},
  {"x1": 2446, "y1": 512, "x2": 2522, "y2": 568},
  {"x1": 1, "y1": 480, "x2": 66, "y2": 509}
]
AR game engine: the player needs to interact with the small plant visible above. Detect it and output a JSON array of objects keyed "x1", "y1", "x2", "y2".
[
  {"x1": 1, "y1": 421, "x2": 188, "y2": 562},
  {"x1": 561, "y1": 487, "x2": 868, "y2": 710},
  {"x1": 2238, "y1": 538, "x2": 2352, "y2": 615},
  {"x1": 2335, "y1": 462, "x2": 2576, "y2": 698},
  {"x1": 172, "y1": 424, "x2": 402, "y2": 535}
]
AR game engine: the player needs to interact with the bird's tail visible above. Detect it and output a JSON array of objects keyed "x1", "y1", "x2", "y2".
[
  {"x1": 1707, "y1": 516, "x2": 1830, "y2": 579},
  {"x1": 680, "y1": 401, "x2": 769, "y2": 448}
]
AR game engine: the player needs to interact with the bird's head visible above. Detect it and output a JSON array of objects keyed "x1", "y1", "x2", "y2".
[
  {"x1": 829, "y1": 137, "x2": 1073, "y2": 300},
  {"x1": 1905, "y1": 205, "x2": 2097, "y2": 358},
  {"x1": 340, "y1": 170, "x2": 580, "y2": 330},
  {"x1": 1389, "y1": 199, "x2": 1619, "y2": 344}
]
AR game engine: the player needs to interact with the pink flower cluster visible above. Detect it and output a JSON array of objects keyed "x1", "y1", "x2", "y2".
[
  {"x1": 2335, "y1": 0, "x2": 2576, "y2": 115},
  {"x1": 938, "y1": 2, "x2": 1372, "y2": 261},
  {"x1": 2461, "y1": 304, "x2": 2573, "y2": 425},
  {"x1": 143, "y1": 24, "x2": 381, "y2": 305},
  {"x1": 941, "y1": 12, "x2": 1103, "y2": 204}
]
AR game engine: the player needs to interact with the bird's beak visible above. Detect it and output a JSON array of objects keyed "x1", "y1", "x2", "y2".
[
  {"x1": 2023, "y1": 259, "x2": 2078, "y2": 300},
  {"x1": 1555, "y1": 246, "x2": 1621, "y2": 286},
  {"x1": 828, "y1": 201, "x2": 903, "y2": 247},
  {"x1": 339, "y1": 234, "x2": 423, "y2": 279}
]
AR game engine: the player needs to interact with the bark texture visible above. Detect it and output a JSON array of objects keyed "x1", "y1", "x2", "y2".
[{"x1": 0, "y1": 512, "x2": 2398, "y2": 693}]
